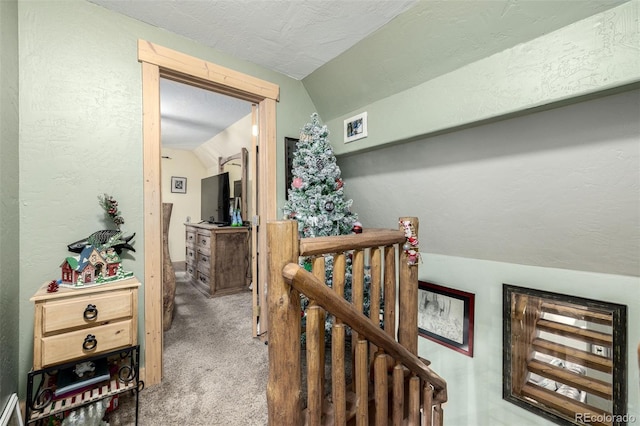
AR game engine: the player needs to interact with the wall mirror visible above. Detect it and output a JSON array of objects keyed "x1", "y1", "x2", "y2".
[
  {"x1": 503, "y1": 284, "x2": 627, "y2": 426},
  {"x1": 219, "y1": 147, "x2": 248, "y2": 221}
]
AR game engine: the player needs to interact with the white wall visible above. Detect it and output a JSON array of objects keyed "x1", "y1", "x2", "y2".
[
  {"x1": 339, "y1": 90, "x2": 639, "y2": 423},
  {"x1": 161, "y1": 148, "x2": 207, "y2": 263}
]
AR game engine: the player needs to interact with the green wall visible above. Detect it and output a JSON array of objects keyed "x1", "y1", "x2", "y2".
[
  {"x1": 17, "y1": 0, "x2": 315, "y2": 396},
  {"x1": 338, "y1": 91, "x2": 639, "y2": 423},
  {"x1": 321, "y1": 1, "x2": 640, "y2": 156},
  {"x1": 0, "y1": 0, "x2": 20, "y2": 410}
]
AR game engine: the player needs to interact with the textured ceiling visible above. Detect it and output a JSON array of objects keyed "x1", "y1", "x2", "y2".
[
  {"x1": 89, "y1": 0, "x2": 417, "y2": 151},
  {"x1": 88, "y1": 0, "x2": 629, "y2": 151}
]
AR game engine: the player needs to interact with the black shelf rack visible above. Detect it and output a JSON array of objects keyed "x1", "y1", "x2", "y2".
[{"x1": 25, "y1": 345, "x2": 143, "y2": 425}]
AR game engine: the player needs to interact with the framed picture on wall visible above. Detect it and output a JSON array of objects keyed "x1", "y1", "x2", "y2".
[
  {"x1": 171, "y1": 176, "x2": 187, "y2": 194},
  {"x1": 344, "y1": 111, "x2": 368, "y2": 143},
  {"x1": 418, "y1": 281, "x2": 475, "y2": 357}
]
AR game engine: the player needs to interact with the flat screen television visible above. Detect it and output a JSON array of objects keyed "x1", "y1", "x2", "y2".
[{"x1": 201, "y1": 172, "x2": 231, "y2": 225}]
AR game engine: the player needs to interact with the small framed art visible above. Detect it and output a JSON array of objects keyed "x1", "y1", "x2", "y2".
[
  {"x1": 344, "y1": 111, "x2": 368, "y2": 143},
  {"x1": 418, "y1": 281, "x2": 475, "y2": 357},
  {"x1": 171, "y1": 176, "x2": 187, "y2": 194}
]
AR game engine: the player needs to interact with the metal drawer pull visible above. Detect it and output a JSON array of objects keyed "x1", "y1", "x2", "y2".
[
  {"x1": 82, "y1": 334, "x2": 97, "y2": 351},
  {"x1": 83, "y1": 304, "x2": 98, "y2": 320}
]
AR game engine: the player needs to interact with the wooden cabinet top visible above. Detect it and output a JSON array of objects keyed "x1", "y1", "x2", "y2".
[
  {"x1": 184, "y1": 222, "x2": 249, "y2": 233},
  {"x1": 30, "y1": 277, "x2": 141, "y2": 302}
]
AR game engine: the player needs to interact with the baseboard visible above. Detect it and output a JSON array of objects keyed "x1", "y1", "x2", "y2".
[{"x1": 0, "y1": 393, "x2": 23, "y2": 426}]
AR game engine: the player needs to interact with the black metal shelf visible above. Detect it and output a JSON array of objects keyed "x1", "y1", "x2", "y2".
[{"x1": 26, "y1": 345, "x2": 142, "y2": 425}]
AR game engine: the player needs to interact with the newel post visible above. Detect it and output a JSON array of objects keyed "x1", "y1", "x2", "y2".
[
  {"x1": 266, "y1": 220, "x2": 302, "y2": 425},
  {"x1": 398, "y1": 216, "x2": 419, "y2": 355}
]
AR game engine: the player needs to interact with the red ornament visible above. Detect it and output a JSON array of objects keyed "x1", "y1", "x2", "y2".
[
  {"x1": 292, "y1": 177, "x2": 303, "y2": 189},
  {"x1": 336, "y1": 179, "x2": 343, "y2": 189}
]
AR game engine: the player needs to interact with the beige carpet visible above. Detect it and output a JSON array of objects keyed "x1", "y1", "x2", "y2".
[{"x1": 109, "y1": 272, "x2": 269, "y2": 425}]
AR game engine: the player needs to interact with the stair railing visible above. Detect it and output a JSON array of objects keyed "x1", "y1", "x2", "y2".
[{"x1": 266, "y1": 217, "x2": 447, "y2": 426}]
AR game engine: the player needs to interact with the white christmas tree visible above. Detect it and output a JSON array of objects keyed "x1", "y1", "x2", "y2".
[
  {"x1": 283, "y1": 113, "x2": 357, "y2": 237},
  {"x1": 284, "y1": 113, "x2": 374, "y2": 343}
]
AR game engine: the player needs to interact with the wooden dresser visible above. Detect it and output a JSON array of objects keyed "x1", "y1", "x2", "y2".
[
  {"x1": 185, "y1": 222, "x2": 250, "y2": 297},
  {"x1": 30, "y1": 277, "x2": 140, "y2": 370}
]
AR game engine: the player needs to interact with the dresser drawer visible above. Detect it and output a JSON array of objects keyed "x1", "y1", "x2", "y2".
[
  {"x1": 196, "y1": 271, "x2": 210, "y2": 288},
  {"x1": 198, "y1": 252, "x2": 210, "y2": 268},
  {"x1": 41, "y1": 290, "x2": 134, "y2": 334},
  {"x1": 186, "y1": 262, "x2": 196, "y2": 277},
  {"x1": 186, "y1": 246, "x2": 196, "y2": 263},
  {"x1": 39, "y1": 319, "x2": 134, "y2": 368},
  {"x1": 196, "y1": 232, "x2": 211, "y2": 250},
  {"x1": 186, "y1": 229, "x2": 197, "y2": 246}
]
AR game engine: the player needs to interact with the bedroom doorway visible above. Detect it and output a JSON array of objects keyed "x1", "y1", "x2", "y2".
[{"x1": 139, "y1": 40, "x2": 279, "y2": 386}]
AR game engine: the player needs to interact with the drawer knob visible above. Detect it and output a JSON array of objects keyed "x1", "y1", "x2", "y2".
[
  {"x1": 82, "y1": 334, "x2": 98, "y2": 351},
  {"x1": 83, "y1": 304, "x2": 98, "y2": 320}
]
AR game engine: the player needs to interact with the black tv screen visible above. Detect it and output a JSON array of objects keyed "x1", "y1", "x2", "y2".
[{"x1": 201, "y1": 172, "x2": 231, "y2": 225}]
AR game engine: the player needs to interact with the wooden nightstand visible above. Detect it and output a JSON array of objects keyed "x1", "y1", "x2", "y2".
[
  {"x1": 30, "y1": 277, "x2": 140, "y2": 370},
  {"x1": 27, "y1": 277, "x2": 142, "y2": 424}
]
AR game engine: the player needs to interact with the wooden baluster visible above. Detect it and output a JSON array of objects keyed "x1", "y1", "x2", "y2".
[
  {"x1": 392, "y1": 364, "x2": 404, "y2": 425},
  {"x1": 433, "y1": 403, "x2": 443, "y2": 426},
  {"x1": 307, "y1": 304, "x2": 323, "y2": 426},
  {"x1": 374, "y1": 352, "x2": 389, "y2": 426},
  {"x1": 422, "y1": 384, "x2": 433, "y2": 426},
  {"x1": 355, "y1": 338, "x2": 369, "y2": 426},
  {"x1": 369, "y1": 247, "x2": 382, "y2": 361},
  {"x1": 351, "y1": 249, "x2": 365, "y2": 386},
  {"x1": 408, "y1": 375, "x2": 420, "y2": 426},
  {"x1": 332, "y1": 253, "x2": 347, "y2": 426},
  {"x1": 312, "y1": 256, "x2": 326, "y2": 402},
  {"x1": 266, "y1": 220, "x2": 301, "y2": 425},
  {"x1": 384, "y1": 245, "x2": 396, "y2": 337},
  {"x1": 332, "y1": 323, "x2": 347, "y2": 426},
  {"x1": 398, "y1": 217, "x2": 419, "y2": 355}
]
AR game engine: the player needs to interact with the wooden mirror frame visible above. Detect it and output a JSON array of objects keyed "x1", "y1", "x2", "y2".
[
  {"x1": 219, "y1": 147, "x2": 248, "y2": 220},
  {"x1": 503, "y1": 284, "x2": 627, "y2": 426}
]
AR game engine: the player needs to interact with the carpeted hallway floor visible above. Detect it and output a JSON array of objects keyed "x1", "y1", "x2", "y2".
[{"x1": 110, "y1": 272, "x2": 269, "y2": 425}]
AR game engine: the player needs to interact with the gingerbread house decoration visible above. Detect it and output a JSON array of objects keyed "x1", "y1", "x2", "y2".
[{"x1": 60, "y1": 245, "x2": 121, "y2": 285}]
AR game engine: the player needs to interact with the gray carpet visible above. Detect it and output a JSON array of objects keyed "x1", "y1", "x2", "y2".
[{"x1": 110, "y1": 273, "x2": 269, "y2": 425}]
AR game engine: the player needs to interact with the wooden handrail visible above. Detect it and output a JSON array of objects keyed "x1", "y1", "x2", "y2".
[
  {"x1": 299, "y1": 228, "x2": 405, "y2": 256},
  {"x1": 282, "y1": 262, "x2": 448, "y2": 403}
]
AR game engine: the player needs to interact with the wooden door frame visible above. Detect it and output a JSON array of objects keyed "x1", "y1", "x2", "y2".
[{"x1": 138, "y1": 40, "x2": 279, "y2": 386}]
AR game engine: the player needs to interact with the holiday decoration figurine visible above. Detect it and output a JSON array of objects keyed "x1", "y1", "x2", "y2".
[
  {"x1": 59, "y1": 194, "x2": 135, "y2": 288},
  {"x1": 352, "y1": 221, "x2": 363, "y2": 234},
  {"x1": 400, "y1": 219, "x2": 421, "y2": 265}
]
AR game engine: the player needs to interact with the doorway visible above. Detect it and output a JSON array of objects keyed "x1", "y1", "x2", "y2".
[{"x1": 138, "y1": 40, "x2": 279, "y2": 386}]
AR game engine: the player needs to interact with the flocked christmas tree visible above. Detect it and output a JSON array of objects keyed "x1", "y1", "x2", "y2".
[
  {"x1": 283, "y1": 113, "x2": 374, "y2": 343},
  {"x1": 283, "y1": 113, "x2": 356, "y2": 237}
]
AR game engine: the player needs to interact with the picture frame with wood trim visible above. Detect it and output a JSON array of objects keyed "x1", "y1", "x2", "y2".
[
  {"x1": 502, "y1": 284, "x2": 627, "y2": 426},
  {"x1": 418, "y1": 281, "x2": 474, "y2": 357}
]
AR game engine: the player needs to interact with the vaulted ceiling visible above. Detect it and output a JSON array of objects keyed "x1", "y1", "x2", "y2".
[{"x1": 88, "y1": 0, "x2": 629, "y2": 151}]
